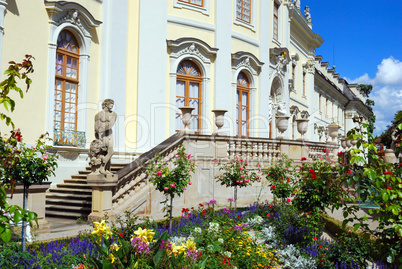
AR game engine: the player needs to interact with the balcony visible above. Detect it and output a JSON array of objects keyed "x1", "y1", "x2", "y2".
[{"x1": 53, "y1": 129, "x2": 86, "y2": 148}]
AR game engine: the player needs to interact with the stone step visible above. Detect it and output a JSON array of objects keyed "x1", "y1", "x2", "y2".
[
  {"x1": 45, "y1": 209, "x2": 89, "y2": 219},
  {"x1": 72, "y1": 174, "x2": 88, "y2": 179},
  {"x1": 46, "y1": 198, "x2": 92, "y2": 207},
  {"x1": 47, "y1": 187, "x2": 92, "y2": 194},
  {"x1": 46, "y1": 192, "x2": 91, "y2": 201},
  {"x1": 56, "y1": 183, "x2": 90, "y2": 189},
  {"x1": 46, "y1": 204, "x2": 91, "y2": 214},
  {"x1": 64, "y1": 178, "x2": 87, "y2": 184}
]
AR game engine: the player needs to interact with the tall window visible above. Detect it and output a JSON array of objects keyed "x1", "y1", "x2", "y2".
[
  {"x1": 54, "y1": 30, "x2": 79, "y2": 131},
  {"x1": 292, "y1": 63, "x2": 296, "y2": 89},
  {"x1": 319, "y1": 93, "x2": 322, "y2": 113},
  {"x1": 176, "y1": 60, "x2": 202, "y2": 133},
  {"x1": 236, "y1": 0, "x2": 251, "y2": 23},
  {"x1": 302, "y1": 72, "x2": 306, "y2": 96},
  {"x1": 236, "y1": 72, "x2": 250, "y2": 137},
  {"x1": 273, "y1": 2, "x2": 279, "y2": 40},
  {"x1": 178, "y1": 0, "x2": 203, "y2": 7}
]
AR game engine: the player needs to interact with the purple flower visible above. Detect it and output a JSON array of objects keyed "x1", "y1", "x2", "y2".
[
  {"x1": 131, "y1": 237, "x2": 150, "y2": 254},
  {"x1": 222, "y1": 208, "x2": 230, "y2": 214},
  {"x1": 209, "y1": 199, "x2": 217, "y2": 205},
  {"x1": 227, "y1": 198, "x2": 234, "y2": 203},
  {"x1": 186, "y1": 249, "x2": 199, "y2": 263}
]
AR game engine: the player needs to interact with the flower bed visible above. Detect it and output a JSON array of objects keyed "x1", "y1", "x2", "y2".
[{"x1": 0, "y1": 200, "x2": 397, "y2": 269}]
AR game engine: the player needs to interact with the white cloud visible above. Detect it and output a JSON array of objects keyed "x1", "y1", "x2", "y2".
[
  {"x1": 345, "y1": 56, "x2": 402, "y2": 136},
  {"x1": 375, "y1": 57, "x2": 402, "y2": 85}
]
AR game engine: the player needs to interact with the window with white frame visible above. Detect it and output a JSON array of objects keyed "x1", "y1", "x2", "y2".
[
  {"x1": 236, "y1": 72, "x2": 250, "y2": 137},
  {"x1": 236, "y1": 0, "x2": 251, "y2": 23},
  {"x1": 273, "y1": 1, "x2": 279, "y2": 40}
]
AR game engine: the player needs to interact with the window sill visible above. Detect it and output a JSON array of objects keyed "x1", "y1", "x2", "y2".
[
  {"x1": 174, "y1": 0, "x2": 209, "y2": 15},
  {"x1": 234, "y1": 18, "x2": 256, "y2": 32}
]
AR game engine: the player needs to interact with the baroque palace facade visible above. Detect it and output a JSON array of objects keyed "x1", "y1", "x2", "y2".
[{"x1": 0, "y1": 0, "x2": 371, "y2": 186}]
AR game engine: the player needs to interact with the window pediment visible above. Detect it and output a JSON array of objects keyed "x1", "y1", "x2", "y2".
[
  {"x1": 45, "y1": 1, "x2": 101, "y2": 37},
  {"x1": 167, "y1": 38, "x2": 218, "y2": 64},
  {"x1": 231, "y1": 51, "x2": 264, "y2": 75}
]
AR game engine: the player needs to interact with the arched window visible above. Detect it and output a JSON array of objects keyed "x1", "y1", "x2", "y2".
[
  {"x1": 176, "y1": 60, "x2": 202, "y2": 133},
  {"x1": 236, "y1": 72, "x2": 250, "y2": 137},
  {"x1": 54, "y1": 30, "x2": 79, "y2": 131}
]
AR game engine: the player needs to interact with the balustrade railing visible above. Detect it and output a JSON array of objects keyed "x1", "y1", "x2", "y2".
[{"x1": 53, "y1": 129, "x2": 86, "y2": 148}]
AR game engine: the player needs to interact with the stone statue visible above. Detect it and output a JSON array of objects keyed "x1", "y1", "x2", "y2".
[
  {"x1": 89, "y1": 139, "x2": 106, "y2": 174},
  {"x1": 304, "y1": 6, "x2": 311, "y2": 23},
  {"x1": 293, "y1": 0, "x2": 300, "y2": 9},
  {"x1": 391, "y1": 129, "x2": 398, "y2": 151},
  {"x1": 277, "y1": 103, "x2": 287, "y2": 116},
  {"x1": 93, "y1": 99, "x2": 117, "y2": 174},
  {"x1": 268, "y1": 97, "x2": 274, "y2": 121}
]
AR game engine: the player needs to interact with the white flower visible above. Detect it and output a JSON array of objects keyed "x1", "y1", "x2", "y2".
[
  {"x1": 194, "y1": 227, "x2": 202, "y2": 234},
  {"x1": 208, "y1": 222, "x2": 220, "y2": 233},
  {"x1": 218, "y1": 238, "x2": 224, "y2": 244},
  {"x1": 223, "y1": 251, "x2": 232, "y2": 258}
]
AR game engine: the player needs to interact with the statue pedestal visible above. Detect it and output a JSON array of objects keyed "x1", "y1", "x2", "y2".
[
  {"x1": 87, "y1": 173, "x2": 118, "y2": 223},
  {"x1": 384, "y1": 149, "x2": 397, "y2": 164}
]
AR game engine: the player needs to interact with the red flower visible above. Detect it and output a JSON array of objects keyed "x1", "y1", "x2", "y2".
[
  {"x1": 201, "y1": 210, "x2": 206, "y2": 215},
  {"x1": 319, "y1": 246, "x2": 322, "y2": 249},
  {"x1": 286, "y1": 198, "x2": 291, "y2": 203},
  {"x1": 119, "y1": 233, "x2": 124, "y2": 237},
  {"x1": 311, "y1": 174, "x2": 317, "y2": 179},
  {"x1": 308, "y1": 169, "x2": 315, "y2": 174},
  {"x1": 323, "y1": 148, "x2": 329, "y2": 153},
  {"x1": 156, "y1": 171, "x2": 162, "y2": 176},
  {"x1": 301, "y1": 157, "x2": 307, "y2": 161},
  {"x1": 238, "y1": 215, "x2": 241, "y2": 219},
  {"x1": 337, "y1": 151, "x2": 343, "y2": 156},
  {"x1": 269, "y1": 204, "x2": 275, "y2": 209},
  {"x1": 347, "y1": 170, "x2": 352, "y2": 174},
  {"x1": 387, "y1": 186, "x2": 391, "y2": 190},
  {"x1": 271, "y1": 185, "x2": 276, "y2": 190},
  {"x1": 13, "y1": 129, "x2": 23, "y2": 142},
  {"x1": 266, "y1": 214, "x2": 271, "y2": 217},
  {"x1": 385, "y1": 171, "x2": 391, "y2": 175},
  {"x1": 199, "y1": 203, "x2": 204, "y2": 207}
]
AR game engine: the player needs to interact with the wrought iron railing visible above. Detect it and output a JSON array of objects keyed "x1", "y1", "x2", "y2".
[{"x1": 53, "y1": 129, "x2": 86, "y2": 148}]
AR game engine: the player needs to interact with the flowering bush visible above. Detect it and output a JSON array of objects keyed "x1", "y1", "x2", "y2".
[
  {"x1": 265, "y1": 154, "x2": 295, "y2": 200},
  {"x1": 215, "y1": 156, "x2": 260, "y2": 209},
  {"x1": 147, "y1": 145, "x2": 195, "y2": 232}
]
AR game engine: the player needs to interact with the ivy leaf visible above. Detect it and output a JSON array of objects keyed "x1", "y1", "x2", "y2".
[
  {"x1": 0, "y1": 227, "x2": 12, "y2": 243},
  {"x1": 382, "y1": 190, "x2": 389, "y2": 202}
]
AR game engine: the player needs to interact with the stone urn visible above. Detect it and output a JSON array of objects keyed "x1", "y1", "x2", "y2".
[
  {"x1": 275, "y1": 116, "x2": 290, "y2": 138},
  {"x1": 384, "y1": 149, "x2": 397, "y2": 164},
  {"x1": 340, "y1": 137, "x2": 347, "y2": 150},
  {"x1": 346, "y1": 139, "x2": 352, "y2": 149},
  {"x1": 296, "y1": 118, "x2": 309, "y2": 140},
  {"x1": 327, "y1": 122, "x2": 340, "y2": 144},
  {"x1": 212, "y1": 109, "x2": 227, "y2": 135},
  {"x1": 179, "y1": 106, "x2": 195, "y2": 134}
]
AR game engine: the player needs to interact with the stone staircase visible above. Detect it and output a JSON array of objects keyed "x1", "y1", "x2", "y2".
[{"x1": 45, "y1": 164, "x2": 126, "y2": 219}]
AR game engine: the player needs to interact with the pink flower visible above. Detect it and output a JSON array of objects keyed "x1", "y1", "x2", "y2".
[
  {"x1": 156, "y1": 171, "x2": 162, "y2": 176},
  {"x1": 236, "y1": 181, "x2": 240, "y2": 183},
  {"x1": 187, "y1": 153, "x2": 191, "y2": 159},
  {"x1": 183, "y1": 187, "x2": 186, "y2": 190},
  {"x1": 244, "y1": 179, "x2": 250, "y2": 183},
  {"x1": 314, "y1": 237, "x2": 317, "y2": 241},
  {"x1": 188, "y1": 182, "x2": 192, "y2": 185},
  {"x1": 239, "y1": 180, "x2": 243, "y2": 183},
  {"x1": 240, "y1": 159, "x2": 244, "y2": 162},
  {"x1": 245, "y1": 162, "x2": 248, "y2": 166},
  {"x1": 41, "y1": 153, "x2": 48, "y2": 161},
  {"x1": 286, "y1": 198, "x2": 291, "y2": 203},
  {"x1": 164, "y1": 187, "x2": 169, "y2": 191},
  {"x1": 170, "y1": 183, "x2": 175, "y2": 188},
  {"x1": 241, "y1": 175, "x2": 244, "y2": 178},
  {"x1": 239, "y1": 167, "x2": 243, "y2": 171}
]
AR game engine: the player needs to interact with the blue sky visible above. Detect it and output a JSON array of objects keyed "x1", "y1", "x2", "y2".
[{"x1": 305, "y1": 0, "x2": 402, "y2": 136}]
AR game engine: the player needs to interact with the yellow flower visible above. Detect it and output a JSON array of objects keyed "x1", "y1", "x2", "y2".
[
  {"x1": 133, "y1": 227, "x2": 155, "y2": 243},
  {"x1": 91, "y1": 220, "x2": 112, "y2": 239},
  {"x1": 171, "y1": 243, "x2": 186, "y2": 254},
  {"x1": 110, "y1": 243, "x2": 119, "y2": 252},
  {"x1": 109, "y1": 253, "x2": 116, "y2": 263},
  {"x1": 182, "y1": 240, "x2": 196, "y2": 250}
]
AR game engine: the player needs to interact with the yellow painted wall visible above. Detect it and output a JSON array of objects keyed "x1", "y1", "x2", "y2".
[
  {"x1": 1, "y1": 2, "x2": 50, "y2": 143},
  {"x1": 168, "y1": 0, "x2": 215, "y2": 25}
]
